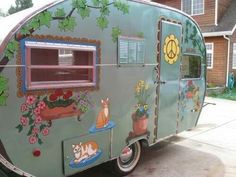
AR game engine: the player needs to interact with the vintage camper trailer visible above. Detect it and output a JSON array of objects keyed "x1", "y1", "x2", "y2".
[{"x1": 0, "y1": 0, "x2": 206, "y2": 176}]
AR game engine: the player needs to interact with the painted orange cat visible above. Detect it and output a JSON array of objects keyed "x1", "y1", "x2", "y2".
[{"x1": 96, "y1": 98, "x2": 110, "y2": 129}]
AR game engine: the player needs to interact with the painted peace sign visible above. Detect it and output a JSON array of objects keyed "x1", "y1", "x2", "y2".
[{"x1": 163, "y1": 34, "x2": 180, "y2": 64}]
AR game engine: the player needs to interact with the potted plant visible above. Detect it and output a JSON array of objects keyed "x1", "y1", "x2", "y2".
[{"x1": 132, "y1": 80, "x2": 150, "y2": 136}]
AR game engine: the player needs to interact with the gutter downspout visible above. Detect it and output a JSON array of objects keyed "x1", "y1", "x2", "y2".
[
  {"x1": 215, "y1": 0, "x2": 218, "y2": 26},
  {"x1": 224, "y1": 35, "x2": 230, "y2": 87}
]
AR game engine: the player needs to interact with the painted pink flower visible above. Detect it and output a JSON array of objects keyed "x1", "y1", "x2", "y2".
[
  {"x1": 187, "y1": 80, "x2": 193, "y2": 86},
  {"x1": 20, "y1": 103, "x2": 28, "y2": 112},
  {"x1": 29, "y1": 136, "x2": 37, "y2": 144},
  {"x1": 26, "y1": 95, "x2": 36, "y2": 105},
  {"x1": 35, "y1": 116, "x2": 42, "y2": 125},
  {"x1": 34, "y1": 107, "x2": 41, "y2": 116},
  {"x1": 38, "y1": 101, "x2": 46, "y2": 110},
  {"x1": 20, "y1": 116, "x2": 28, "y2": 126},
  {"x1": 42, "y1": 128, "x2": 49, "y2": 136},
  {"x1": 32, "y1": 127, "x2": 39, "y2": 135}
]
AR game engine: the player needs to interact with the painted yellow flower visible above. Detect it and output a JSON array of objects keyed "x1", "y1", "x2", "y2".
[
  {"x1": 144, "y1": 104, "x2": 148, "y2": 110},
  {"x1": 135, "y1": 86, "x2": 141, "y2": 93},
  {"x1": 138, "y1": 80, "x2": 145, "y2": 88},
  {"x1": 163, "y1": 34, "x2": 180, "y2": 64}
]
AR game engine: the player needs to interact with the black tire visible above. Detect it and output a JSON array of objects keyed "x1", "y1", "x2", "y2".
[{"x1": 111, "y1": 141, "x2": 141, "y2": 176}]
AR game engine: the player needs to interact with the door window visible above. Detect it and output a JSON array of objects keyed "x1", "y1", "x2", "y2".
[{"x1": 181, "y1": 55, "x2": 201, "y2": 79}]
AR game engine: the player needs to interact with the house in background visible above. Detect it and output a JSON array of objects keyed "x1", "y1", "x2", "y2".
[{"x1": 154, "y1": 0, "x2": 236, "y2": 87}]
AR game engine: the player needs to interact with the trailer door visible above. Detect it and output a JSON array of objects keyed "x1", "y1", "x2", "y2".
[{"x1": 157, "y1": 21, "x2": 182, "y2": 139}]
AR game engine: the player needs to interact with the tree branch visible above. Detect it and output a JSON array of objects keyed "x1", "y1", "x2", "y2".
[
  {"x1": 67, "y1": 7, "x2": 76, "y2": 17},
  {"x1": 87, "y1": 2, "x2": 114, "y2": 9},
  {"x1": 0, "y1": 57, "x2": 9, "y2": 73}
]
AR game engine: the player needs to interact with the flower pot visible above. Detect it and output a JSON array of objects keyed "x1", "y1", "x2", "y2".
[
  {"x1": 40, "y1": 103, "x2": 82, "y2": 120},
  {"x1": 132, "y1": 114, "x2": 148, "y2": 136}
]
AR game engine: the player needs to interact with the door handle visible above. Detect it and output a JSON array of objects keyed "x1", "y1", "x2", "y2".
[{"x1": 156, "y1": 80, "x2": 166, "y2": 85}]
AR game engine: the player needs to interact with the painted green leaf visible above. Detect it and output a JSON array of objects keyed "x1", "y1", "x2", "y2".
[
  {"x1": 29, "y1": 18, "x2": 40, "y2": 30},
  {"x1": 23, "y1": 110, "x2": 32, "y2": 118},
  {"x1": 54, "y1": 8, "x2": 66, "y2": 17},
  {"x1": 100, "y1": 6, "x2": 110, "y2": 16},
  {"x1": 4, "y1": 39, "x2": 18, "y2": 60},
  {"x1": 0, "y1": 95, "x2": 7, "y2": 106},
  {"x1": 72, "y1": 0, "x2": 86, "y2": 8},
  {"x1": 39, "y1": 124, "x2": 47, "y2": 131},
  {"x1": 38, "y1": 11, "x2": 52, "y2": 28},
  {"x1": 97, "y1": 16, "x2": 108, "y2": 30},
  {"x1": 43, "y1": 97, "x2": 74, "y2": 109},
  {"x1": 78, "y1": 6, "x2": 91, "y2": 19},
  {"x1": 27, "y1": 125, "x2": 34, "y2": 136},
  {"x1": 92, "y1": 0, "x2": 100, "y2": 6},
  {"x1": 137, "y1": 32, "x2": 144, "y2": 38},
  {"x1": 38, "y1": 138, "x2": 43, "y2": 145},
  {"x1": 58, "y1": 17, "x2": 77, "y2": 31},
  {"x1": 20, "y1": 26, "x2": 31, "y2": 36},
  {"x1": 114, "y1": 0, "x2": 129, "y2": 14},
  {"x1": 29, "y1": 117, "x2": 34, "y2": 125},
  {"x1": 111, "y1": 26, "x2": 121, "y2": 42},
  {"x1": 16, "y1": 124, "x2": 23, "y2": 133},
  {"x1": 0, "y1": 76, "x2": 8, "y2": 91}
]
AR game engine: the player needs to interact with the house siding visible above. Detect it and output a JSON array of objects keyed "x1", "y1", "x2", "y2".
[
  {"x1": 205, "y1": 37, "x2": 228, "y2": 86},
  {"x1": 218, "y1": 0, "x2": 232, "y2": 23},
  {"x1": 154, "y1": 0, "x2": 181, "y2": 9},
  {"x1": 154, "y1": 0, "x2": 216, "y2": 27}
]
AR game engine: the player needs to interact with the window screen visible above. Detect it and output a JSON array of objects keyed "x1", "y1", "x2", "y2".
[
  {"x1": 118, "y1": 36, "x2": 145, "y2": 65},
  {"x1": 182, "y1": 55, "x2": 201, "y2": 79},
  {"x1": 182, "y1": 0, "x2": 204, "y2": 15}
]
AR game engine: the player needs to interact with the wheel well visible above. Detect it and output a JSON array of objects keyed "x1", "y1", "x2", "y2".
[{"x1": 139, "y1": 139, "x2": 149, "y2": 148}]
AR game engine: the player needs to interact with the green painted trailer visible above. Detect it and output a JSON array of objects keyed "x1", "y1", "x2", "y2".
[{"x1": 0, "y1": 0, "x2": 206, "y2": 176}]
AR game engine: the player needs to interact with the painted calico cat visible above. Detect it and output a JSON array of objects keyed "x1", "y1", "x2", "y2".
[
  {"x1": 96, "y1": 98, "x2": 110, "y2": 129},
  {"x1": 72, "y1": 141, "x2": 98, "y2": 164}
]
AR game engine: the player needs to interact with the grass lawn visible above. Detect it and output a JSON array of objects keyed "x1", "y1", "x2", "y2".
[{"x1": 210, "y1": 88, "x2": 236, "y2": 101}]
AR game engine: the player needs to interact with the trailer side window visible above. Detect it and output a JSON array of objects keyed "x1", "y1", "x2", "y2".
[
  {"x1": 181, "y1": 55, "x2": 201, "y2": 79},
  {"x1": 24, "y1": 41, "x2": 98, "y2": 90},
  {"x1": 118, "y1": 36, "x2": 145, "y2": 65}
]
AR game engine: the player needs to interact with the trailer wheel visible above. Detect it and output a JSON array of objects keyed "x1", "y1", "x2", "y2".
[{"x1": 111, "y1": 141, "x2": 141, "y2": 176}]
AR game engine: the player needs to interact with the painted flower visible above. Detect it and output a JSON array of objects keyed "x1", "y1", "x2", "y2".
[
  {"x1": 63, "y1": 90, "x2": 73, "y2": 99},
  {"x1": 144, "y1": 104, "x2": 148, "y2": 110},
  {"x1": 187, "y1": 80, "x2": 193, "y2": 86},
  {"x1": 42, "y1": 128, "x2": 49, "y2": 136},
  {"x1": 135, "y1": 86, "x2": 141, "y2": 93},
  {"x1": 20, "y1": 116, "x2": 28, "y2": 126},
  {"x1": 34, "y1": 107, "x2": 41, "y2": 115},
  {"x1": 49, "y1": 94, "x2": 58, "y2": 102},
  {"x1": 186, "y1": 92, "x2": 193, "y2": 99},
  {"x1": 38, "y1": 101, "x2": 46, "y2": 110},
  {"x1": 55, "y1": 89, "x2": 64, "y2": 96},
  {"x1": 26, "y1": 95, "x2": 36, "y2": 105},
  {"x1": 32, "y1": 127, "x2": 39, "y2": 135},
  {"x1": 29, "y1": 136, "x2": 37, "y2": 144},
  {"x1": 35, "y1": 116, "x2": 42, "y2": 125},
  {"x1": 21, "y1": 103, "x2": 28, "y2": 112}
]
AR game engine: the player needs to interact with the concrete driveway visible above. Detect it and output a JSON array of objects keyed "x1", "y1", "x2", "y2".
[{"x1": 72, "y1": 97, "x2": 236, "y2": 177}]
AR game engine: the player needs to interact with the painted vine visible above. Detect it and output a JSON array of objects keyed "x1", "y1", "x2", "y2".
[{"x1": 184, "y1": 20, "x2": 206, "y2": 57}]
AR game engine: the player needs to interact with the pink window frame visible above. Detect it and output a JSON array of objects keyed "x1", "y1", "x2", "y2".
[{"x1": 25, "y1": 41, "x2": 97, "y2": 90}]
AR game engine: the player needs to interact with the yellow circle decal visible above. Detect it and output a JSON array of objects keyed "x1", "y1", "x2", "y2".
[{"x1": 163, "y1": 34, "x2": 180, "y2": 64}]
